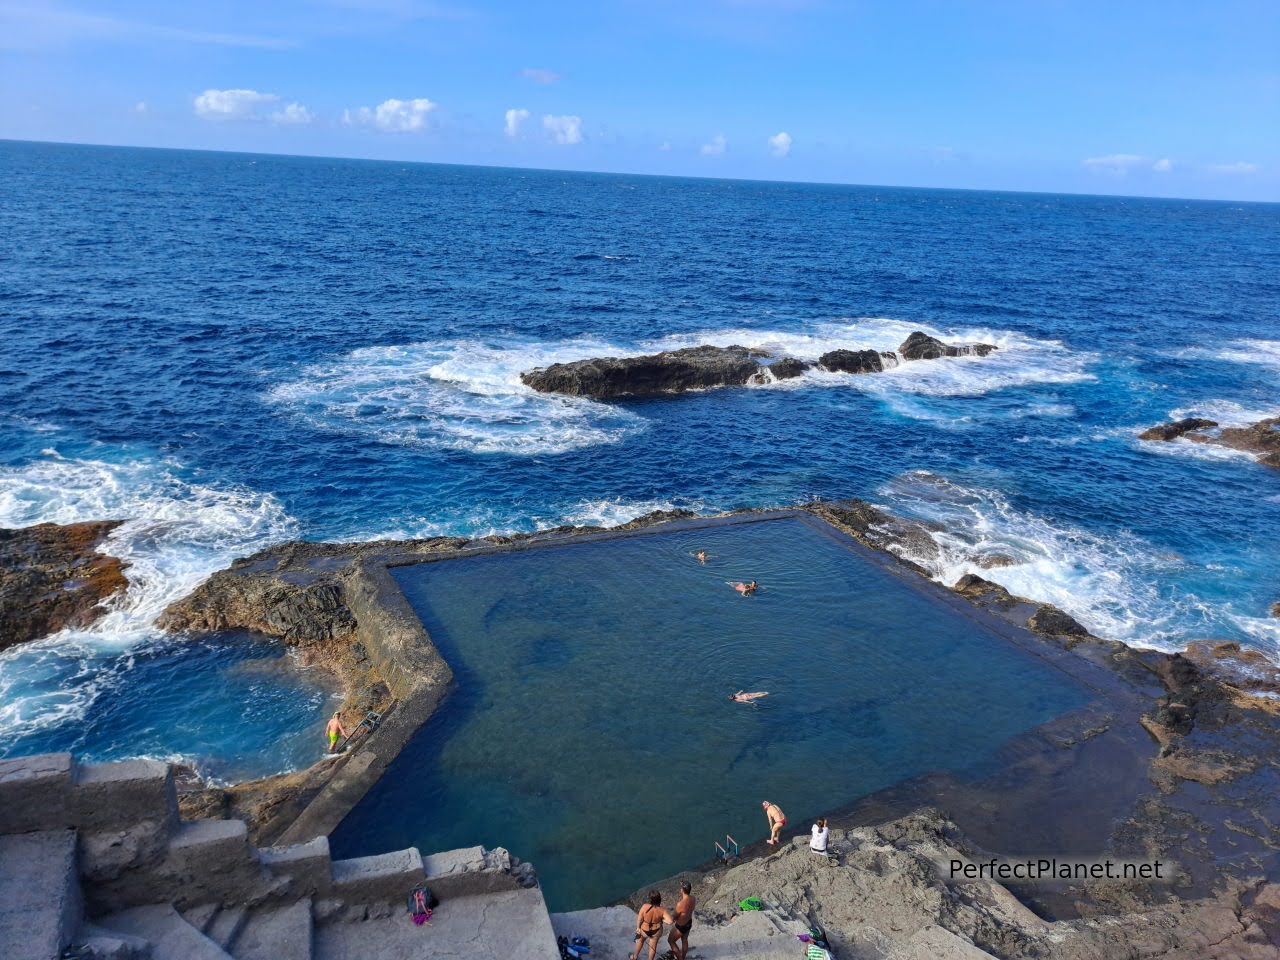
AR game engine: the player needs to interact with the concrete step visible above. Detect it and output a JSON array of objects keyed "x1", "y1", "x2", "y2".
[
  {"x1": 886, "y1": 924, "x2": 997, "y2": 959},
  {"x1": 316, "y1": 887, "x2": 560, "y2": 960},
  {"x1": 73, "y1": 922, "x2": 153, "y2": 959},
  {"x1": 0, "y1": 829, "x2": 83, "y2": 960},
  {"x1": 181, "y1": 904, "x2": 220, "y2": 935},
  {"x1": 206, "y1": 906, "x2": 250, "y2": 951},
  {"x1": 552, "y1": 905, "x2": 813, "y2": 960},
  {"x1": 97, "y1": 904, "x2": 232, "y2": 960},
  {"x1": 228, "y1": 898, "x2": 312, "y2": 960}
]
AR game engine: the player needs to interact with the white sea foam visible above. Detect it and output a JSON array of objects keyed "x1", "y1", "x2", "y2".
[
  {"x1": 1170, "y1": 338, "x2": 1280, "y2": 369},
  {"x1": 1167, "y1": 399, "x2": 1280, "y2": 427},
  {"x1": 268, "y1": 338, "x2": 645, "y2": 455},
  {"x1": 0, "y1": 449, "x2": 296, "y2": 738},
  {"x1": 271, "y1": 319, "x2": 1092, "y2": 451},
  {"x1": 873, "y1": 471, "x2": 1207, "y2": 649}
]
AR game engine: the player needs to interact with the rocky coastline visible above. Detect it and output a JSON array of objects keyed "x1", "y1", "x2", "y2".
[
  {"x1": 5, "y1": 497, "x2": 1280, "y2": 956},
  {"x1": 1139, "y1": 415, "x2": 1280, "y2": 469},
  {"x1": 0, "y1": 520, "x2": 129, "y2": 651},
  {"x1": 519, "y1": 331, "x2": 997, "y2": 398}
]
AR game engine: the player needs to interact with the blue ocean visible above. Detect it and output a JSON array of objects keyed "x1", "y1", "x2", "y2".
[{"x1": 1, "y1": 139, "x2": 1278, "y2": 778}]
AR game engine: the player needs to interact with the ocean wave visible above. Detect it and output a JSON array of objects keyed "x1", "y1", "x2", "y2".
[
  {"x1": 0, "y1": 448, "x2": 296, "y2": 739},
  {"x1": 1167, "y1": 399, "x2": 1279, "y2": 427},
  {"x1": 268, "y1": 338, "x2": 646, "y2": 456},
  {"x1": 270, "y1": 319, "x2": 1091, "y2": 452},
  {"x1": 873, "y1": 471, "x2": 1210, "y2": 650},
  {"x1": 1169, "y1": 338, "x2": 1280, "y2": 369}
]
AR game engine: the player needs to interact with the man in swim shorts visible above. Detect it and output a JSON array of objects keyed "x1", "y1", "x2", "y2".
[
  {"x1": 732, "y1": 580, "x2": 758, "y2": 596},
  {"x1": 325, "y1": 711, "x2": 349, "y2": 754},
  {"x1": 667, "y1": 881, "x2": 696, "y2": 960},
  {"x1": 763, "y1": 800, "x2": 786, "y2": 845}
]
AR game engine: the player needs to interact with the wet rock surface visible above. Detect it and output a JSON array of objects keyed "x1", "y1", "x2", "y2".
[
  {"x1": 1139, "y1": 414, "x2": 1280, "y2": 469},
  {"x1": 1138, "y1": 417, "x2": 1220, "y2": 442},
  {"x1": 817, "y1": 348, "x2": 890, "y2": 374},
  {"x1": 898, "y1": 330, "x2": 998, "y2": 360},
  {"x1": 520, "y1": 333, "x2": 997, "y2": 397},
  {"x1": 519, "y1": 345, "x2": 766, "y2": 398},
  {"x1": 0, "y1": 520, "x2": 129, "y2": 650}
]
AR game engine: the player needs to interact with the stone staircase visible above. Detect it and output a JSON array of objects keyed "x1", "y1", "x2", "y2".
[{"x1": 0, "y1": 752, "x2": 559, "y2": 960}]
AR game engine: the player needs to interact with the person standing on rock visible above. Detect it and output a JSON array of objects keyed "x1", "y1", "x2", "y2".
[
  {"x1": 667, "y1": 881, "x2": 696, "y2": 960},
  {"x1": 763, "y1": 800, "x2": 786, "y2": 845},
  {"x1": 628, "y1": 890, "x2": 673, "y2": 960},
  {"x1": 326, "y1": 711, "x2": 349, "y2": 754}
]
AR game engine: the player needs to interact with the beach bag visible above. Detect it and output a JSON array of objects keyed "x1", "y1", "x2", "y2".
[
  {"x1": 408, "y1": 885, "x2": 437, "y2": 925},
  {"x1": 738, "y1": 896, "x2": 765, "y2": 911}
]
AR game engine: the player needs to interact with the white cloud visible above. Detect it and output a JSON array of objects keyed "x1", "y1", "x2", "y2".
[
  {"x1": 504, "y1": 107, "x2": 530, "y2": 138},
  {"x1": 768, "y1": 131, "x2": 792, "y2": 158},
  {"x1": 272, "y1": 102, "x2": 314, "y2": 125},
  {"x1": 194, "y1": 89, "x2": 279, "y2": 121},
  {"x1": 133, "y1": 101, "x2": 147, "y2": 114},
  {"x1": 543, "y1": 114, "x2": 582, "y2": 145},
  {"x1": 521, "y1": 67, "x2": 560, "y2": 84},
  {"x1": 1210, "y1": 161, "x2": 1260, "y2": 175},
  {"x1": 345, "y1": 97, "x2": 438, "y2": 132},
  {"x1": 1082, "y1": 154, "x2": 1175, "y2": 176},
  {"x1": 700, "y1": 134, "x2": 727, "y2": 156}
]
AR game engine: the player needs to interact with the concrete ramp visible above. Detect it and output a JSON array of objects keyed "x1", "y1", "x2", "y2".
[
  {"x1": 316, "y1": 887, "x2": 560, "y2": 960},
  {"x1": 98, "y1": 903, "x2": 232, "y2": 960}
]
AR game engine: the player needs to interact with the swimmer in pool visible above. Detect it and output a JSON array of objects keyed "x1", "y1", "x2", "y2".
[
  {"x1": 325, "y1": 711, "x2": 349, "y2": 754},
  {"x1": 731, "y1": 690, "x2": 768, "y2": 703},
  {"x1": 731, "y1": 580, "x2": 758, "y2": 596}
]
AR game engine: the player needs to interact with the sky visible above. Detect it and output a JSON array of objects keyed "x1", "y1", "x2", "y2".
[{"x1": 1, "y1": 0, "x2": 1278, "y2": 200}]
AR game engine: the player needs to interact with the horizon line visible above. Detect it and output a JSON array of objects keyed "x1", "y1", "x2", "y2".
[{"x1": 3, "y1": 136, "x2": 1276, "y2": 207}]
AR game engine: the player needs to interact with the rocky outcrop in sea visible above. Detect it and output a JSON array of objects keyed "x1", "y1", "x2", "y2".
[
  {"x1": 0, "y1": 520, "x2": 129, "y2": 650},
  {"x1": 1139, "y1": 414, "x2": 1280, "y2": 469},
  {"x1": 519, "y1": 331, "x2": 997, "y2": 398}
]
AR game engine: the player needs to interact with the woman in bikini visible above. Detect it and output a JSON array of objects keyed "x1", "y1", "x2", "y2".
[{"x1": 629, "y1": 890, "x2": 673, "y2": 960}]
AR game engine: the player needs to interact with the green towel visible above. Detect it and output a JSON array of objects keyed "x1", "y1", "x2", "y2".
[{"x1": 738, "y1": 896, "x2": 765, "y2": 911}]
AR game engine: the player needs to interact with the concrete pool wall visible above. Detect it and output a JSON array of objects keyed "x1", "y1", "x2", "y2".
[{"x1": 273, "y1": 505, "x2": 1129, "y2": 860}]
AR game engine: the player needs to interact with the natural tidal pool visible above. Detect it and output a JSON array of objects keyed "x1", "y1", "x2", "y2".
[{"x1": 331, "y1": 516, "x2": 1091, "y2": 910}]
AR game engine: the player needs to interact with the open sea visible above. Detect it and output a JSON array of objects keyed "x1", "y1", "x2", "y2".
[{"x1": 1, "y1": 138, "x2": 1278, "y2": 778}]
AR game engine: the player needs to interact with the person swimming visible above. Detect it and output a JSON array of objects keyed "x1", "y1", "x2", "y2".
[
  {"x1": 731, "y1": 580, "x2": 758, "y2": 596},
  {"x1": 695, "y1": 550, "x2": 708, "y2": 563},
  {"x1": 731, "y1": 690, "x2": 768, "y2": 703}
]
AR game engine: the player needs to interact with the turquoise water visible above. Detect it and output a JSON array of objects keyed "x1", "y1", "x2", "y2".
[
  {"x1": 0, "y1": 632, "x2": 340, "y2": 783},
  {"x1": 331, "y1": 517, "x2": 1090, "y2": 910}
]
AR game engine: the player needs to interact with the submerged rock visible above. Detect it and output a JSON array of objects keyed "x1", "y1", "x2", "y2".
[
  {"x1": 898, "y1": 330, "x2": 998, "y2": 360},
  {"x1": 0, "y1": 520, "x2": 129, "y2": 650},
  {"x1": 520, "y1": 345, "x2": 767, "y2": 398},
  {"x1": 817, "y1": 348, "x2": 891, "y2": 374},
  {"x1": 1138, "y1": 417, "x2": 1219, "y2": 442}
]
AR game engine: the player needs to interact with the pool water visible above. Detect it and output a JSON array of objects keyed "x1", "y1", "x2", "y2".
[{"x1": 330, "y1": 517, "x2": 1090, "y2": 910}]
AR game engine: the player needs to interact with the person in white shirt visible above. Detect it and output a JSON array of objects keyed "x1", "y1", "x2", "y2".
[{"x1": 810, "y1": 817, "x2": 830, "y2": 855}]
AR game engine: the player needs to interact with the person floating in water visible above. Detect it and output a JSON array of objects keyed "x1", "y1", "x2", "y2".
[
  {"x1": 731, "y1": 690, "x2": 768, "y2": 703},
  {"x1": 695, "y1": 550, "x2": 708, "y2": 563},
  {"x1": 731, "y1": 580, "x2": 758, "y2": 596},
  {"x1": 763, "y1": 800, "x2": 787, "y2": 845},
  {"x1": 325, "y1": 711, "x2": 349, "y2": 754}
]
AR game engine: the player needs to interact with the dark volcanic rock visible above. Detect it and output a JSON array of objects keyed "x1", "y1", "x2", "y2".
[
  {"x1": 818, "y1": 348, "x2": 890, "y2": 374},
  {"x1": 1028, "y1": 604, "x2": 1091, "y2": 638},
  {"x1": 898, "y1": 331, "x2": 997, "y2": 360},
  {"x1": 1138, "y1": 417, "x2": 1219, "y2": 442},
  {"x1": 763, "y1": 357, "x2": 810, "y2": 380},
  {"x1": 520, "y1": 345, "x2": 766, "y2": 398},
  {"x1": 0, "y1": 520, "x2": 129, "y2": 650}
]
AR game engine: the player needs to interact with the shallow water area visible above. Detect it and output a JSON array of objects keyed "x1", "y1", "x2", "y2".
[
  {"x1": 0, "y1": 631, "x2": 341, "y2": 784},
  {"x1": 330, "y1": 517, "x2": 1090, "y2": 910}
]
